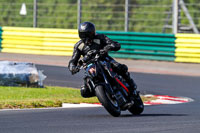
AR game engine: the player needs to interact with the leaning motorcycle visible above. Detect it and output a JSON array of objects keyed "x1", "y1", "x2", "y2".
[{"x1": 76, "y1": 51, "x2": 144, "y2": 117}]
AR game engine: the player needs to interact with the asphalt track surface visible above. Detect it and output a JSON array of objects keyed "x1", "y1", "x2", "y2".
[{"x1": 0, "y1": 64, "x2": 200, "y2": 133}]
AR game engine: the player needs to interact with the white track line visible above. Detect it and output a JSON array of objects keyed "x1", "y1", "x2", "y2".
[{"x1": 62, "y1": 95, "x2": 193, "y2": 108}]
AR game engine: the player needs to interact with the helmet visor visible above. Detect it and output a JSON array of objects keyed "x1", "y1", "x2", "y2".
[{"x1": 79, "y1": 32, "x2": 94, "y2": 39}]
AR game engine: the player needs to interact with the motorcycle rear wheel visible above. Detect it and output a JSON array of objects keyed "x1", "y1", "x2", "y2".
[
  {"x1": 128, "y1": 95, "x2": 144, "y2": 115},
  {"x1": 95, "y1": 85, "x2": 121, "y2": 117}
]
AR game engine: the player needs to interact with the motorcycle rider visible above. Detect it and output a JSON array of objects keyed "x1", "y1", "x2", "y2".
[{"x1": 68, "y1": 21, "x2": 138, "y2": 97}]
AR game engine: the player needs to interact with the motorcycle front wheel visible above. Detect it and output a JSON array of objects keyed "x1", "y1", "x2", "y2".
[{"x1": 95, "y1": 85, "x2": 121, "y2": 117}]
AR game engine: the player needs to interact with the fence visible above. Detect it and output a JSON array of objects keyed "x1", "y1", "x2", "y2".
[{"x1": 1, "y1": 0, "x2": 200, "y2": 34}]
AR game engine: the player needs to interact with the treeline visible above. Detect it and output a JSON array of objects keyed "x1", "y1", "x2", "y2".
[{"x1": 0, "y1": 0, "x2": 199, "y2": 33}]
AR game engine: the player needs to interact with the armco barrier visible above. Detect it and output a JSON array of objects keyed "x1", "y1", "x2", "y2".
[
  {"x1": 1, "y1": 26, "x2": 200, "y2": 63},
  {"x1": 97, "y1": 31, "x2": 176, "y2": 61},
  {"x1": 1, "y1": 27, "x2": 176, "y2": 61},
  {"x1": 0, "y1": 27, "x2": 2, "y2": 51},
  {"x1": 175, "y1": 33, "x2": 200, "y2": 63},
  {"x1": 1, "y1": 27, "x2": 79, "y2": 56}
]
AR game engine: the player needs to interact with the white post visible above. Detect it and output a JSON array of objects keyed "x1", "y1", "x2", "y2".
[
  {"x1": 172, "y1": 0, "x2": 179, "y2": 34},
  {"x1": 125, "y1": 0, "x2": 129, "y2": 32},
  {"x1": 77, "y1": 0, "x2": 82, "y2": 28},
  {"x1": 33, "y1": 0, "x2": 37, "y2": 27}
]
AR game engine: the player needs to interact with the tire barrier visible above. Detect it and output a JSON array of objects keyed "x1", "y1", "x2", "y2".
[
  {"x1": 0, "y1": 26, "x2": 200, "y2": 63},
  {"x1": 0, "y1": 61, "x2": 46, "y2": 87}
]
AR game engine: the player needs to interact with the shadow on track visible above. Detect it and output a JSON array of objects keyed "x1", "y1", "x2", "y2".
[
  {"x1": 83, "y1": 113, "x2": 187, "y2": 118},
  {"x1": 120, "y1": 113, "x2": 188, "y2": 117}
]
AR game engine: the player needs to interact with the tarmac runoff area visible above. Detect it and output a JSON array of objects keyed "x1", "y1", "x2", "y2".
[{"x1": 0, "y1": 53, "x2": 200, "y2": 77}]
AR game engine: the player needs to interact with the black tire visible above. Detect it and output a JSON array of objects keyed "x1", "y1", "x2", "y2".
[
  {"x1": 128, "y1": 95, "x2": 144, "y2": 115},
  {"x1": 95, "y1": 85, "x2": 121, "y2": 117}
]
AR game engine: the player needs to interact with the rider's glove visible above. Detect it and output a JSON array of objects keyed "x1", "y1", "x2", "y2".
[
  {"x1": 82, "y1": 55, "x2": 90, "y2": 63},
  {"x1": 70, "y1": 66, "x2": 79, "y2": 75},
  {"x1": 100, "y1": 46, "x2": 111, "y2": 55},
  {"x1": 83, "y1": 50, "x2": 97, "y2": 62}
]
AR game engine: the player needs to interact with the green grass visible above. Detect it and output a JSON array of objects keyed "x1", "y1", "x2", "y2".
[
  {"x1": 0, "y1": 86, "x2": 155, "y2": 109},
  {"x1": 0, "y1": 86, "x2": 99, "y2": 109}
]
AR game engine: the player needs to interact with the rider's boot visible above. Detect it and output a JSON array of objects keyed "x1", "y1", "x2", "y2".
[
  {"x1": 128, "y1": 79, "x2": 140, "y2": 97},
  {"x1": 110, "y1": 61, "x2": 139, "y2": 97},
  {"x1": 80, "y1": 85, "x2": 95, "y2": 98},
  {"x1": 80, "y1": 76, "x2": 96, "y2": 98}
]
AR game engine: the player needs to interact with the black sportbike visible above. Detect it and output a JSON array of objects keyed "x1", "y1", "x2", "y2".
[{"x1": 76, "y1": 51, "x2": 144, "y2": 117}]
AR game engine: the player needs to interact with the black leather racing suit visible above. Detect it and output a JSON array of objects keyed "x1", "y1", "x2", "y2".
[{"x1": 68, "y1": 34, "x2": 137, "y2": 97}]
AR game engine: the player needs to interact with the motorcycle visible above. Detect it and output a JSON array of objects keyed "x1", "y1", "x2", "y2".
[{"x1": 76, "y1": 51, "x2": 144, "y2": 117}]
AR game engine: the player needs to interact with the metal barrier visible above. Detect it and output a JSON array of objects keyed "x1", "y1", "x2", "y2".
[
  {"x1": 98, "y1": 31, "x2": 176, "y2": 61},
  {"x1": 175, "y1": 33, "x2": 200, "y2": 63},
  {"x1": 1, "y1": 27, "x2": 79, "y2": 56},
  {"x1": 1, "y1": 26, "x2": 200, "y2": 63},
  {"x1": 0, "y1": 27, "x2": 2, "y2": 51}
]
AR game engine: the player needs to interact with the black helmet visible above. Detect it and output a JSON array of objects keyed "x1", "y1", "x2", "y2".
[{"x1": 78, "y1": 22, "x2": 95, "y2": 42}]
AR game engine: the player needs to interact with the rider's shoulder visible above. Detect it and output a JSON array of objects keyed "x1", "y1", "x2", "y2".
[
  {"x1": 74, "y1": 40, "x2": 85, "y2": 51},
  {"x1": 74, "y1": 40, "x2": 83, "y2": 48}
]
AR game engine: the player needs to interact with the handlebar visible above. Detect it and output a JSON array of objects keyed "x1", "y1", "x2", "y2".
[
  {"x1": 77, "y1": 53, "x2": 101, "y2": 70},
  {"x1": 75, "y1": 48, "x2": 108, "y2": 73}
]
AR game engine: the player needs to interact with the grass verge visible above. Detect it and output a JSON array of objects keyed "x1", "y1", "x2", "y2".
[{"x1": 0, "y1": 86, "x2": 154, "y2": 109}]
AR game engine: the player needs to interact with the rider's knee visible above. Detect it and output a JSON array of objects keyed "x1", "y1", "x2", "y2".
[
  {"x1": 110, "y1": 60, "x2": 128, "y2": 73},
  {"x1": 115, "y1": 64, "x2": 128, "y2": 74},
  {"x1": 120, "y1": 64, "x2": 128, "y2": 73}
]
